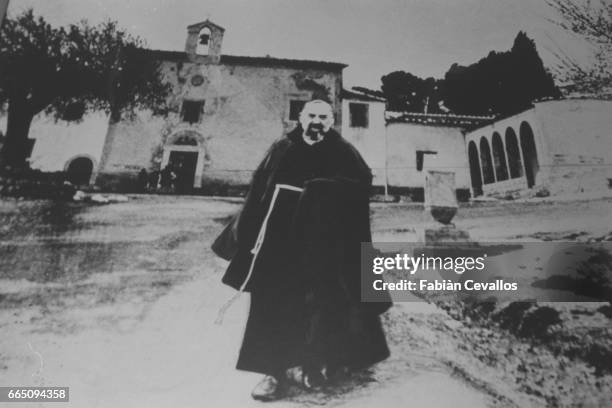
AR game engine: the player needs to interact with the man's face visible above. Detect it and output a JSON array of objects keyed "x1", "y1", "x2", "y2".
[{"x1": 299, "y1": 101, "x2": 334, "y2": 139}]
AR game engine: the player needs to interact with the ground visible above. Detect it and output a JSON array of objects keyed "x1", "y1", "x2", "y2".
[{"x1": 1, "y1": 194, "x2": 611, "y2": 407}]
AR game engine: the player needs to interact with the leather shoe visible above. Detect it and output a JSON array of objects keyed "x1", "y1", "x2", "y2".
[
  {"x1": 251, "y1": 375, "x2": 283, "y2": 401},
  {"x1": 303, "y1": 367, "x2": 327, "y2": 390}
]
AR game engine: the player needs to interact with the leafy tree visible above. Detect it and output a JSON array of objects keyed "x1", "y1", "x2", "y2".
[
  {"x1": 0, "y1": 9, "x2": 171, "y2": 168},
  {"x1": 444, "y1": 32, "x2": 560, "y2": 115},
  {"x1": 380, "y1": 32, "x2": 560, "y2": 115},
  {"x1": 547, "y1": 0, "x2": 612, "y2": 95},
  {"x1": 381, "y1": 71, "x2": 444, "y2": 112}
]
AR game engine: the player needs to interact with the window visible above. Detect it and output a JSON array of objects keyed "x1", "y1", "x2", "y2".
[
  {"x1": 416, "y1": 150, "x2": 437, "y2": 171},
  {"x1": 181, "y1": 100, "x2": 204, "y2": 124},
  {"x1": 349, "y1": 103, "x2": 369, "y2": 128},
  {"x1": 289, "y1": 100, "x2": 307, "y2": 121}
]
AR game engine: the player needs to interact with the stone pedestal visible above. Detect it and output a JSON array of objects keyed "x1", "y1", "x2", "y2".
[
  {"x1": 425, "y1": 170, "x2": 457, "y2": 225},
  {"x1": 423, "y1": 225, "x2": 470, "y2": 244},
  {"x1": 421, "y1": 170, "x2": 472, "y2": 245},
  {"x1": 417, "y1": 223, "x2": 473, "y2": 245}
]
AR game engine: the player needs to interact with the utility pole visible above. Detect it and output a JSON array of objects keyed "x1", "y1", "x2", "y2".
[{"x1": 383, "y1": 115, "x2": 389, "y2": 200}]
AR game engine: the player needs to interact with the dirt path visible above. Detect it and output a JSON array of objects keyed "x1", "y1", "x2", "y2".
[
  {"x1": 2, "y1": 265, "x2": 495, "y2": 408},
  {"x1": 3, "y1": 195, "x2": 611, "y2": 407}
]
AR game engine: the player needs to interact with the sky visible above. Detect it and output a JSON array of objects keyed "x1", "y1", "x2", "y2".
[{"x1": 8, "y1": 0, "x2": 592, "y2": 89}]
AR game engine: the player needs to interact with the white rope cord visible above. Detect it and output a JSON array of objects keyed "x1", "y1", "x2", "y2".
[{"x1": 215, "y1": 184, "x2": 303, "y2": 325}]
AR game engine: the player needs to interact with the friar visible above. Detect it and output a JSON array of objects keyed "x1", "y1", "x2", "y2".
[{"x1": 212, "y1": 99, "x2": 391, "y2": 401}]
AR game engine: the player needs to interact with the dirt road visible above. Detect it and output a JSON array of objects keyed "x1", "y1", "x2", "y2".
[{"x1": 1, "y1": 195, "x2": 611, "y2": 407}]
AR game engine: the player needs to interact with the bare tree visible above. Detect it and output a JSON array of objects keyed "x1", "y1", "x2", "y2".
[{"x1": 547, "y1": 0, "x2": 612, "y2": 96}]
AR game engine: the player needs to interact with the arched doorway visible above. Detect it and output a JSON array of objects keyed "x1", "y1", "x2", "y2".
[
  {"x1": 505, "y1": 127, "x2": 523, "y2": 179},
  {"x1": 479, "y1": 137, "x2": 495, "y2": 184},
  {"x1": 468, "y1": 141, "x2": 483, "y2": 197},
  {"x1": 492, "y1": 132, "x2": 508, "y2": 181},
  {"x1": 161, "y1": 130, "x2": 207, "y2": 193},
  {"x1": 65, "y1": 157, "x2": 94, "y2": 186},
  {"x1": 520, "y1": 122, "x2": 539, "y2": 188}
]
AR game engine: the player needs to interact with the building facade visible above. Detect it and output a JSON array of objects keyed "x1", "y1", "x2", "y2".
[
  {"x1": 465, "y1": 99, "x2": 612, "y2": 197},
  {"x1": 341, "y1": 89, "x2": 387, "y2": 186},
  {"x1": 382, "y1": 112, "x2": 493, "y2": 200},
  {"x1": 96, "y1": 20, "x2": 346, "y2": 192},
  {"x1": 3, "y1": 19, "x2": 610, "y2": 201},
  {"x1": 373, "y1": 99, "x2": 612, "y2": 200},
  {"x1": 0, "y1": 19, "x2": 346, "y2": 192}
]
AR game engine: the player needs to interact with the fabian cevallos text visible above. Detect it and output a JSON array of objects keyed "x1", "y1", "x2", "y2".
[{"x1": 371, "y1": 253, "x2": 518, "y2": 292}]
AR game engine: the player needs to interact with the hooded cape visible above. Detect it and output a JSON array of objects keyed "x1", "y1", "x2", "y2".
[
  {"x1": 212, "y1": 126, "x2": 391, "y2": 375},
  {"x1": 213, "y1": 125, "x2": 374, "y2": 292}
]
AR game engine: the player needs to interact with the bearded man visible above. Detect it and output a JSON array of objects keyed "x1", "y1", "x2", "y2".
[{"x1": 212, "y1": 99, "x2": 390, "y2": 401}]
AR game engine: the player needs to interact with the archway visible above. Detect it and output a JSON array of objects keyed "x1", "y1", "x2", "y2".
[
  {"x1": 161, "y1": 130, "x2": 207, "y2": 193},
  {"x1": 492, "y1": 132, "x2": 508, "y2": 181},
  {"x1": 196, "y1": 27, "x2": 212, "y2": 55},
  {"x1": 479, "y1": 137, "x2": 495, "y2": 184},
  {"x1": 173, "y1": 134, "x2": 198, "y2": 146},
  {"x1": 468, "y1": 141, "x2": 483, "y2": 197},
  {"x1": 520, "y1": 122, "x2": 539, "y2": 188},
  {"x1": 65, "y1": 157, "x2": 94, "y2": 186},
  {"x1": 505, "y1": 127, "x2": 523, "y2": 179}
]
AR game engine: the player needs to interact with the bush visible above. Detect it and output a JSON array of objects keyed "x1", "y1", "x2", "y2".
[{"x1": 0, "y1": 166, "x2": 74, "y2": 200}]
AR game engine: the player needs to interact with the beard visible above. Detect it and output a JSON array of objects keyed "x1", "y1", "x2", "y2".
[{"x1": 305, "y1": 124, "x2": 325, "y2": 140}]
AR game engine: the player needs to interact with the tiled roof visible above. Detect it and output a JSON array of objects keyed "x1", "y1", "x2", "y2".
[
  {"x1": 144, "y1": 49, "x2": 347, "y2": 71},
  {"x1": 386, "y1": 111, "x2": 496, "y2": 128},
  {"x1": 187, "y1": 19, "x2": 226, "y2": 31},
  {"x1": 341, "y1": 89, "x2": 386, "y2": 102}
]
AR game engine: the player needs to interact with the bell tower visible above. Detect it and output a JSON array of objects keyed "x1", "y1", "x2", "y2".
[{"x1": 185, "y1": 19, "x2": 225, "y2": 64}]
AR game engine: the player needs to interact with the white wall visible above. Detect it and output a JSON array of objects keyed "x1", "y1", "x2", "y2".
[
  {"x1": 96, "y1": 60, "x2": 342, "y2": 189},
  {"x1": 535, "y1": 99, "x2": 612, "y2": 163},
  {"x1": 0, "y1": 112, "x2": 109, "y2": 174},
  {"x1": 464, "y1": 99, "x2": 612, "y2": 197},
  {"x1": 535, "y1": 99, "x2": 612, "y2": 194},
  {"x1": 341, "y1": 99, "x2": 386, "y2": 186},
  {"x1": 29, "y1": 112, "x2": 109, "y2": 173},
  {"x1": 385, "y1": 122, "x2": 469, "y2": 189}
]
